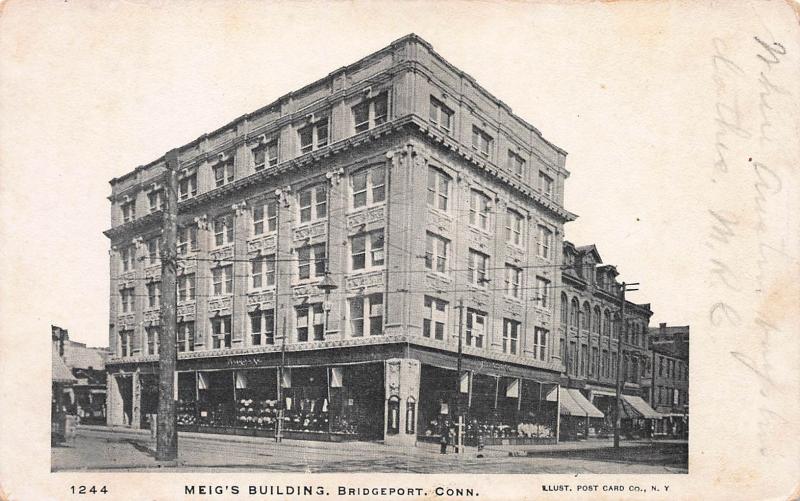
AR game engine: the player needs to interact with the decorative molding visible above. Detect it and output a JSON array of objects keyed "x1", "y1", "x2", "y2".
[
  {"x1": 293, "y1": 220, "x2": 326, "y2": 242},
  {"x1": 345, "y1": 270, "x2": 383, "y2": 292},
  {"x1": 346, "y1": 205, "x2": 385, "y2": 232},
  {"x1": 247, "y1": 234, "x2": 277, "y2": 256},
  {"x1": 209, "y1": 245, "x2": 234, "y2": 262}
]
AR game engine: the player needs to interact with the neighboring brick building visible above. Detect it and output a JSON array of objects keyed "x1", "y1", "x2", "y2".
[
  {"x1": 104, "y1": 34, "x2": 577, "y2": 445},
  {"x1": 557, "y1": 243, "x2": 659, "y2": 439},
  {"x1": 646, "y1": 323, "x2": 689, "y2": 438}
]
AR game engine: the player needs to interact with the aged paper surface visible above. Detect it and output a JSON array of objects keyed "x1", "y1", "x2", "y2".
[{"x1": 1, "y1": 0, "x2": 798, "y2": 500}]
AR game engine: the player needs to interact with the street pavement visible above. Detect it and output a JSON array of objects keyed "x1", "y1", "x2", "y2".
[{"x1": 52, "y1": 426, "x2": 687, "y2": 474}]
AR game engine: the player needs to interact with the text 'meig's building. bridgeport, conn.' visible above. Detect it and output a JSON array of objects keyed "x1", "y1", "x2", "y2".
[{"x1": 104, "y1": 34, "x2": 670, "y2": 446}]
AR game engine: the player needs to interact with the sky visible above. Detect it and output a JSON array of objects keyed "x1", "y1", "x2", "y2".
[{"x1": 0, "y1": 1, "x2": 791, "y2": 349}]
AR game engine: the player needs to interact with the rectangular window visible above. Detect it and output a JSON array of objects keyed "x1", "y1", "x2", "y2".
[
  {"x1": 534, "y1": 327, "x2": 548, "y2": 360},
  {"x1": 351, "y1": 166, "x2": 386, "y2": 208},
  {"x1": 148, "y1": 190, "x2": 164, "y2": 213},
  {"x1": 537, "y1": 225, "x2": 552, "y2": 259},
  {"x1": 602, "y1": 349, "x2": 609, "y2": 377},
  {"x1": 251, "y1": 255, "x2": 276, "y2": 289},
  {"x1": 429, "y1": 96, "x2": 454, "y2": 132},
  {"x1": 298, "y1": 117, "x2": 329, "y2": 154},
  {"x1": 468, "y1": 249, "x2": 489, "y2": 287},
  {"x1": 423, "y1": 296, "x2": 448, "y2": 340},
  {"x1": 351, "y1": 229, "x2": 385, "y2": 271},
  {"x1": 146, "y1": 282, "x2": 161, "y2": 308},
  {"x1": 298, "y1": 184, "x2": 327, "y2": 223},
  {"x1": 253, "y1": 139, "x2": 278, "y2": 171},
  {"x1": 539, "y1": 171, "x2": 554, "y2": 198},
  {"x1": 177, "y1": 273, "x2": 196, "y2": 302},
  {"x1": 147, "y1": 238, "x2": 161, "y2": 266},
  {"x1": 296, "y1": 303, "x2": 324, "y2": 342},
  {"x1": 353, "y1": 92, "x2": 388, "y2": 133},
  {"x1": 121, "y1": 200, "x2": 136, "y2": 223},
  {"x1": 177, "y1": 225, "x2": 198, "y2": 255},
  {"x1": 213, "y1": 215, "x2": 234, "y2": 247},
  {"x1": 505, "y1": 264, "x2": 522, "y2": 298},
  {"x1": 146, "y1": 327, "x2": 160, "y2": 355},
  {"x1": 249, "y1": 309, "x2": 275, "y2": 346},
  {"x1": 213, "y1": 161, "x2": 234, "y2": 188},
  {"x1": 350, "y1": 294, "x2": 383, "y2": 337},
  {"x1": 506, "y1": 209, "x2": 524, "y2": 246},
  {"x1": 465, "y1": 309, "x2": 486, "y2": 348},
  {"x1": 469, "y1": 190, "x2": 491, "y2": 230},
  {"x1": 508, "y1": 150, "x2": 525, "y2": 176},
  {"x1": 424, "y1": 232, "x2": 449, "y2": 273},
  {"x1": 426, "y1": 167, "x2": 450, "y2": 211},
  {"x1": 471, "y1": 126, "x2": 493, "y2": 158},
  {"x1": 178, "y1": 173, "x2": 197, "y2": 201},
  {"x1": 252, "y1": 200, "x2": 277, "y2": 236},
  {"x1": 297, "y1": 243, "x2": 326, "y2": 280},
  {"x1": 120, "y1": 246, "x2": 135, "y2": 272},
  {"x1": 212, "y1": 265, "x2": 233, "y2": 295},
  {"x1": 119, "y1": 288, "x2": 134, "y2": 313},
  {"x1": 591, "y1": 346, "x2": 599, "y2": 376},
  {"x1": 502, "y1": 319, "x2": 520, "y2": 355},
  {"x1": 211, "y1": 316, "x2": 232, "y2": 349},
  {"x1": 118, "y1": 330, "x2": 132, "y2": 357},
  {"x1": 535, "y1": 276, "x2": 550, "y2": 308},
  {"x1": 177, "y1": 321, "x2": 195, "y2": 352}
]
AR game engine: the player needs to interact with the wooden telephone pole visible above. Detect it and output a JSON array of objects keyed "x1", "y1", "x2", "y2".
[
  {"x1": 156, "y1": 149, "x2": 179, "y2": 461},
  {"x1": 613, "y1": 281, "x2": 638, "y2": 449}
]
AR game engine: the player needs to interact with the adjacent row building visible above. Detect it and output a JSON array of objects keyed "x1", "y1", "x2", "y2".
[{"x1": 103, "y1": 34, "x2": 686, "y2": 445}]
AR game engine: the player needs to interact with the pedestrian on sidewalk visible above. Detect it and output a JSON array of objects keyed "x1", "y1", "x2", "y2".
[{"x1": 440, "y1": 427, "x2": 449, "y2": 454}]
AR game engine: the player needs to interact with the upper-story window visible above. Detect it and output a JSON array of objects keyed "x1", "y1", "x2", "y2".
[
  {"x1": 146, "y1": 238, "x2": 161, "y2": 266},
  {"x1": 253, "y1": 139, "x2": 278, "y2": 171},
  {"x1": 250, "y1": 309, "x2": 274, "y2": 346},
  {"x1": 353, "y1": 92, "x2": 388, "y2": 133},
  {"x1": 423, "y1": 296, "x2": 448, "y2": 340},
  {"x1": 351, "y1": 229, "x2": 385, "y2": 271},
  {"x1": 603, "y1": 309, "x2": 611, "y2": 336},
  {"x1": 352, "y1": 165, "x2": 385, "y2": 208},
  {"x1": 560, "y1": 293, "x2": 569, "y2": 323},
  {"x1": 582, "y1": 302, "x2": 591, "y2": 330},
  {"x1": 211, "y1": 265, "x2": 233, "y2": 295},
  {"x1": 425, "y1": 232, "x2": 449, "y2": 274},
  {"x1": 148, "y1": 190, "x2": 164, "y2": 213},
  {"x1": 539, "y1": 171, "x2": 554, "y2": 198},
  {"x1": 593, "y1": 306, "x2": 601, "y2": 333},
  {"x1": 465, "y1": 309, "x2": 486, "y2": 348},
  {"x1": 211, "y1": 316, "x2": 232, "y2": 349},
  {"x1": 147, "y1": 282, "x2": 161, "y2": 308},
  {"x1": 535, "y1": 276, "x2": 550, "y2": 308},
  {"x1": 533, "y1": 327, "x2": 548, "y2": 360},
  {"x1": 213, "y1": 215, "x2": 234, "y2": 247},
  {"x1": 119, "y1": 288, "x2": 134, "y2": 313},
  {"x1": 121, "y1": 200, "x2": 136, "y2": 223},
  {"x1": 471, "y1": 126, "x2": 493, "y2": 158},
  {"x1": 296, "y1": 303, "x2": 324, "y2": 342},
  {"x1": 508, "y1": 150, "x2": 525, "y2": 176},
  {"x1": 349, "y1": 293, "x2": 384, "y2": 337},
  {"x1": 570, "y1": 297, "x2": 580, "y2": 327},
  {"x1": 253, "y1": 200, "x2": 277, "y2": 236},
  {"x1": 213, "y1": 160, "x2": 235, "y2": 188},
  {"x1": 177, "y1": 273, "x2": 196, "y2": 302},
  {"x1": 177, "y1": 225, "x2": 198, "y2": 255},
  {"x1": 468, "y1": 249, "x2": 489, "y2": 287},
  {"x1": 298, "y1": 184, "x2": 327, "y2": 223},
  {"x1": 251, "y1": 254, "x2": 276, "y2": 289},
  {"x1": 504, "y1": 264, "x2": 522, "y2": 299},
  {"x1": 469, "y1": 190, "x2": 491, "y2": 230},
  {"x1": 118, "y1": 330, "x2": 132, "y2": 357},
  {"x1": 178, "y1": 172, "x2": 197, "y2": 201},
  {"x1": 506, "y1": 209, "x2": 524, "y2": 246},
  {"x1": 429, "y1": 97, "x2": 454, "y2": 132},
  {"x1": 297, "y1": 243, "x2": 326, "y2": 280},
  {"x1": 120, "y1": 246, "x2": 135, "y2": 272},
  {"x1": 426, "y1": 167, "x2": 450, "y2": 211},
  {"x1": 146, "y1": 327, "x2": 160, "y2": 355},
  {"x1": 537, "y1": 225, "x2": 553, "y2": 259},
  {"x1": 502, "y1": 319, "x2": 520, "y2": 355},
  {"x1": 298, "y1": 117, "x2": 329, "y2": 154}
]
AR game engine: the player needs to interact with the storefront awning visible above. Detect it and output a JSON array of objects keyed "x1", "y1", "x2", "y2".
[
  {"x1": 567, "y1": 389, "x2": 604, "y2": 419},
  {"x1": 557, "y1": 388, "x2": 585, "y2": 416},
  {"x1": 621, "y1": 394, "x2": 661, "y2": 419},
  {"x1": 52, "y1": 351, "x2": 77, "y2": 384}
]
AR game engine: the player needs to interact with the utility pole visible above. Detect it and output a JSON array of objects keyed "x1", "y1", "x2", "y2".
[
  {"x1": 613, "y1": 281, "x2": 638, "y2": 449},
  {"x1": 156, "y1": 149, "x2": 179, "y2": 461},
  {"x1": 276, "y1": 308, "x2": 286, "y2": 443},
  {"x1": 455, "y1": 297, "x2": 464, "y2": 453}
]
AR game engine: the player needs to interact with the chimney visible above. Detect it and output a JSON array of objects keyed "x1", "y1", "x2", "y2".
[{"x1": 659, "y1": 322, "x2": 667, "y2": 336}]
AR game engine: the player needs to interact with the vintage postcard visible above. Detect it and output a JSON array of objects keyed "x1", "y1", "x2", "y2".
[{"x1": 0, "y1": 1, "x2": 798, "y2": 500}]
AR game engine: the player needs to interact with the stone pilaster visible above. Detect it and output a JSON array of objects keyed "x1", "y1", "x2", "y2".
[{"x1": 384, "y1": 358, "x2": 421, "y2": 446}]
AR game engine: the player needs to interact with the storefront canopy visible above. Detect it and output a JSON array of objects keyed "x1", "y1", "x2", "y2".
[
  {"x1": 621, "y1": 394, "x2": 661, "y2": 419},
  {"x1": 567, "y1": 389, "x2": 605, "y2": 419}
]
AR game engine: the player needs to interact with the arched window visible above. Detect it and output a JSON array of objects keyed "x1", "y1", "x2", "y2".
[
  {"x1": 603, "y1": 310, "x2": 611, "y2": 336},
  {"x1": 592, "y1": 306, "x2": 601, "y2": 333},
  {"x1": 570, "y1": 298, "x2": 579, "y2": 327},
  {"x1": 560, "y1": 293, "x2": 569, "y2": 324},
  {"x1": 582, "y1": 302, "x2": 591, "y2": 329}
]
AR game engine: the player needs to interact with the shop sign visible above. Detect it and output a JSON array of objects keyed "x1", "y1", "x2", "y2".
[{"x1": 227, "y1": 355, "x2": 269, "y2": 368}]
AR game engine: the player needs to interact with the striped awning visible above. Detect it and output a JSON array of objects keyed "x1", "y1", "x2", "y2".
[
  {"x1": 558, "y1": 388, "x2": 604, "y2": 418},
  {"x1": 568, "y1": 389, "x2": 605, "y2": 419},
  {"x1": 622, "y1": 394, "x2": 661, "y2": 419}
]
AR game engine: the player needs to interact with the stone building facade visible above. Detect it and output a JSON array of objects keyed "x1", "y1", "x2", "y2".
[{"x1": 104, "y1": 34, "x2": 576, "y2": 445}]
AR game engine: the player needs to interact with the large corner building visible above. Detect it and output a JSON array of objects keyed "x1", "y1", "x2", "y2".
[{"x1": 105, "y1": 34, "x2": 607, "y2": 446}]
